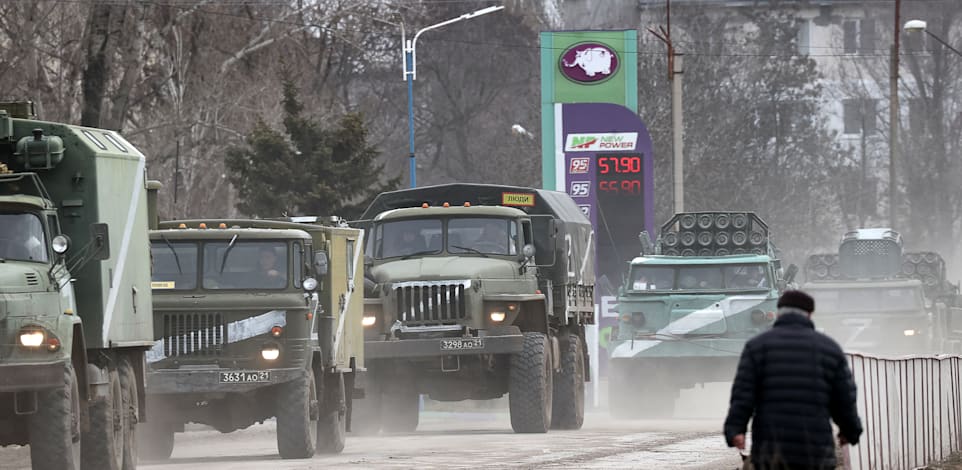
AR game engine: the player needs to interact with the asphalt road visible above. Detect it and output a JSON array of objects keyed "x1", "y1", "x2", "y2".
[{"x1": 1, "y1": 384, "x2": 742, "y2": 469}]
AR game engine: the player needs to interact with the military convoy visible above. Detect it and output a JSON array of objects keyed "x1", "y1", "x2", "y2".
[
  {"x1": 352, "y1": 184, "x2": 594, "y2": 433},
  {"x1": 141, "y1": 217, "x2": 364, "y2": 459},
  {"x1": 608, "y1": 212, "x2": 796, "y2": 417},
  {"x1": 803, "y1": 228, "x2": 962, "y2": 355},
  {"x1": 0, "y1": 102, "x2": 154, "y2": 470}
]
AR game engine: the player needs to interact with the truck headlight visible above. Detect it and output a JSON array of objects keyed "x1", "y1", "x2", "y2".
[
  {"x1": 904, "y1": 329, "x2": 917, "y2": 337},
  {"x1": 19, "y1": 329, "x2": 45, "y2": 347},
  {"x1": 362, "y1": 315, "x2": 377, "y2": 327},
  {"x1": 489, "y1": 312, "x2": 506, "y2": 323},
  {"x1": 302, "y1": 277, "x2": 318, "y2": 291},
  {"x1": 261, "y1": 346, "x2": 280, "y2": 361}
]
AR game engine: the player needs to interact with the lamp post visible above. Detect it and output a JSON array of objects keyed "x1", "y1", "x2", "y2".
[
  {"x1": 888, "y1": 0, "x2": 901, "y2": 230},
  {"x1": 402, "y1": 5, "x2": 504, "y2": 188},
  {"x1": 905, "y1": 20, "x2": 962, "y2": 58}
]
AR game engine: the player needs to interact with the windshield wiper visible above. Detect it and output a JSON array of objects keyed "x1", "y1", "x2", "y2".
[
  {"x1": 160, "y1": 235, "x2": 183, "y2": 274},
  {"x1": 450, "y1": 245, "x2": 489, "y2": 258},
  {"x1": 400, "y1": 249, "x2": 437, "y2": 260},
  {"x1": 219, "y1": 234, "x2": 239, "y2": 273}
]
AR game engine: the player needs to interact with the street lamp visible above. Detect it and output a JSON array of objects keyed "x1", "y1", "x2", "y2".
[
  {"x1": 904, "y1": 20, "x2": 962, "y2": 58},
  {"x1": 402, "y1": 5, "x2": 505, "y2": 188}
]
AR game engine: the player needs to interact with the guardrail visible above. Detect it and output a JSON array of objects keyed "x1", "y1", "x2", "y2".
[{"x1": 845, "y1": 353, "x2": 962, "y2": 470}]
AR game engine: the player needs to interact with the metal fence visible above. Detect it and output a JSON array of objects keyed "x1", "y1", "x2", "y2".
[{"x1": 844, "y1": 353, "x2": 962, "y2": 470}]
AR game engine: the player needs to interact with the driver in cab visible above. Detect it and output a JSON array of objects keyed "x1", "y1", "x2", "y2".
[
  {"x1": 473, "y1": 219, "x2": 515, "y2": 255},
  {"x1": 256, "y1": 247, "x2": 286, "y2": 288}
]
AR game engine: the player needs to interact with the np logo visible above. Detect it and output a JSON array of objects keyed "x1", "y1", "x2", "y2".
[{"x1": 559, "y1": 42, "x2": 619, "y2": 84}]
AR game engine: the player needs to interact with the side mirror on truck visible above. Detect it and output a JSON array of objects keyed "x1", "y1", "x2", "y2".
[
  {"x1": 90, "y1": 223, "x2": 110, "y2": 261},
  {"x1": 314, "y1": 251, "x2": 329, "y2": 276}
]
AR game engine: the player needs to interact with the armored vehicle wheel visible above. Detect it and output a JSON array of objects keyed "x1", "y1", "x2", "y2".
[
  {"x1": 82, "y1": 366, "x2": 125, "y2": 470},
  {"x1": 118, "y1": 359, "x2": 138, "y2": 469},
  {"x1": 381, "y1": 380, "x2": 419, "y2": 432},
  {"x1": 137, "y1": 420, "x2": 175, "y2": 461},
  {"x1": 551, "y1": 334, "x2": 585, "y2": 430},
  {"x1": 607, "y1": 361, "x2": 643, "y2": 419},
  {"x1": 276, "y1": 367, "x2": 318, "y2": 459},
  {"x1": 28, "y1": 363, "x2": 81, "y2": 470},
  {"x1": 509, "y1": 332, "x2": 553, "y2": 433},
  {"x1": 316, "y1": 372, "x2": 347, "y2": 453}
]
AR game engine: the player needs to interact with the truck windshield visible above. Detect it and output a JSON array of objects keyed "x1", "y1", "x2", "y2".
[
  {"x1": 629, "y1": 263, "x2": 770, "y2": 291},
  {"x1": 810, "y1": 286, "x2": 924, "y2": 314},
  {"x1": 150, "y1": 241, "x2": 198, "y2": 290},
  {"x1": 374, "y1": 219, "x2": 442, "y2": 259},
  {"x1": 203, "y1": 241, "x2": 289, "y2": 290},
  {"x1": 448, "y1": 218, "x2": 517, "y2": 256},
  {"x1": 0, "y1": 213, "x2": 47, "y2": 263}
]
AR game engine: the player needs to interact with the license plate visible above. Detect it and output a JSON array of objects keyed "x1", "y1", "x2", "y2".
[
  {"x1": 219, "y1": 371, "x2": 271, "y2": 383},
  {"x1": 440, "y1": 338, "x2": 484, "y2": 350}
]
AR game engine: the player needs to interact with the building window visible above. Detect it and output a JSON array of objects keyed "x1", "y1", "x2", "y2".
[
  {"x1": 842, "y1": 19, "x2": 875, "y2": 54},
  {"x1": 843, "y1": 99, "x2": 876, "y2": 135},
  {"x1": 797, "y1": 19, "x2": 810, "y2": 55},
  {"x1": 843, "y1": 20, "x2": 858, "y2": 53}
]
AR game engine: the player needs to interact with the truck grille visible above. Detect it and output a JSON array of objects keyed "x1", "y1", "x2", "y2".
[
  {"x1": 395, "y1": 281, "x2": 469, "y2": 324},
  {"x1": 162, "y1": 312, "x2": 226, "y2": 357}
]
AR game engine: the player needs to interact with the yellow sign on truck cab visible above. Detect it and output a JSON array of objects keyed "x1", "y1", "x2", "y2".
[{"x1": 502, "y1": 192, "x2": 535, "y2": 207}]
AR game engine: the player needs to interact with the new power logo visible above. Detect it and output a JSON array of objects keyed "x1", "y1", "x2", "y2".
[{"x1": 564, "y1": 133, "x2": 638, "y2": 152}]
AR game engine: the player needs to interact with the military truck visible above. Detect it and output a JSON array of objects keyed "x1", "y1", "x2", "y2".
[
  {"x1": 353, "y1": 184, "x2": 594, "y2": 434},
  {"x1": 0, "y1": 102, "x2": 154, "y2": 470},
  {"x1": 140, "y1": 217, "x2": 364, "y2": 459},
  {"x1": 803, "y1": 228, "x2": 962, "y2": 355},
  {"x1": 608, "y1": 212, "x2": 796, "y2": 418}
]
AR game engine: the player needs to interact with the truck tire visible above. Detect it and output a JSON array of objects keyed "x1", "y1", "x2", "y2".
[
  {"x1": 81, "y1": 367, "x2": 124, "y2": 470},
  {"x1": 381, "y1": 380, "x2": 419, "y2": 433},
  {"x1": 275, "y1": 368, "x2": 318, "y2": 459},
  {"x1": 118, "y1": 359, "x2": 138, "y2": 469},
  {"x1": 551, "y1": 334, "x2": 585, "y2": 430},
  {"x1": 28, "y1": 363, "x2": 81, "y2": 470},
  {"x1": 316, "y1": 372, "x2": 346, "y2": 453},
  {"x1": 607, "y1": 361, "x2": 634, "y2": 418},
  {"x1": 136, "y1": 420, "x2": 175, "y2": 461},
  {"x1": 509, "y1": 332, "x2": 553, "y2": 433},
  {"x1": 608, "y1": 362, "x2": 674, "y2": 419}
]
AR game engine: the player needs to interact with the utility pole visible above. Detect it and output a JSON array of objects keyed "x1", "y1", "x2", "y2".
[
  {"x1": 889, "y1": 0, "x2": 901, "y2": 229},
  {"x1": 650, "y1": 0, "x2": 685, "y2": 213}
]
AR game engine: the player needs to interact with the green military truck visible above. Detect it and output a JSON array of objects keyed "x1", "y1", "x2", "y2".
[
  {"x1": 353, "y1": 184, "x2": 594, "y2": 433},
  {"x1": 803, "y1": 228, "x2": 962, "y2": 355},
  {"x1": 0, "y1": 102, "x2": 154, "y2": 470},
  {"x1": 140, "y1": 217, "x2": 364, "y2": 459},
  {"x1": 608, "y1": 212, "x2": 796, "y2": 417}
]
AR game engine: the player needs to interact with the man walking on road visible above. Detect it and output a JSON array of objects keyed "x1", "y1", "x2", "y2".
[{"x1": 724, "y1": 290, "x2": 863, "y2": 470}]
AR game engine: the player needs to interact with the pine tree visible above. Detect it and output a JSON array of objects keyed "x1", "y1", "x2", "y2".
[{"x1": 225, "y1": 80, "x2": 400, "y2": 219}]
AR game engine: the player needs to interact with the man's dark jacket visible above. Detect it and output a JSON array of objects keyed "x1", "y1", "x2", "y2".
[{"x1": 724, "y1": 311, "x2": 863, "y2": 469}]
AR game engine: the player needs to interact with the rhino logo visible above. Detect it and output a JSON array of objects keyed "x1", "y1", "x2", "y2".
[{"x1": 559, "y1": 43, "x2": 619, "y2": 84}]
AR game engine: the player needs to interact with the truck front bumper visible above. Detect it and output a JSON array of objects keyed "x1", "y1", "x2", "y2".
[
  {"x1": 366, "y1": 334, "x2": 524, "y2": 359},
  {"x1": 0, "y1": 361, "x2": 66, "y2": 393},
  {"x1": 146, "y1": 367, "x2": 304, "y2": 395}
]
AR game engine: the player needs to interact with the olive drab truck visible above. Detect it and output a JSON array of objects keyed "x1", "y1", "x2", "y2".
[
  {"x1": 353, "y1": 184, "x2": 594, "y2": 434},
  {"x1": 140, "y1": 217, "x2": 364, "y2": 460},
  {"x1": 608, "y1": 212, "x2": 796, "y2": 418},
  {"x1": 803, "y1": 228, "x2": 962, "y2": 355},
  {"x1": 0, "y1": 102, "x2": 154, "y2": 470}
]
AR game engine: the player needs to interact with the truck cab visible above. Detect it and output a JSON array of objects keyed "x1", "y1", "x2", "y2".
[
  {"x1": 354, "y1": 184, "x2": 594, "y2": 434},
  {"x1": 141, "y1": 219, "x2": 364, "y2": 460}
]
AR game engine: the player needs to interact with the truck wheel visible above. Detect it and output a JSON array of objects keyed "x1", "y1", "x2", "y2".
[
  {"x1": 381, "y1": 380, "x2": 419, "y2": 433},
  {"x1": 276, "y1": 368, "x2": 318, "y2": 459},
  {"x1": 118, "y1": 359, "x2": 138, "y2": 469},
  {"x1": 551, "y1": 334, "x2": 585, "y2": 430},
  {"x1": 607, "y1": 360, "x2": 634, "y2": 418},
  {"x1": 509, "y1": 332, "x2": 553, "y2": 433},
  {"x1": 136, "y1": 420, "x2": 175, "y2": 461},
  {"x1": 316, "y1": 372, "x2": 346, "y2": 453},
  {"x1": 81, "y1": 367, "x2": 124, "y2": 470},
  {"x1": 28, "y1": 363, "x2": 81, "y2": 470}
]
